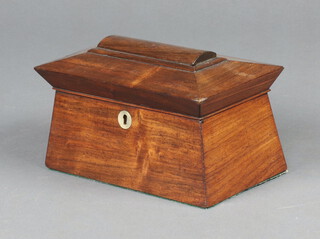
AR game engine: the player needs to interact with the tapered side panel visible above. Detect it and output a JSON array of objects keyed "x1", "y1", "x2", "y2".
[
  {"x1": 202, "y1": 94, "x2": 287, "y2": 207},
  {"x1": 46, "y1": 92, "x2": 206, "y2": 206}
]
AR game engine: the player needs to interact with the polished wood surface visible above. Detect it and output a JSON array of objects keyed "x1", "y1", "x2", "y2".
[
  {"x1": 97, "y1": 35, "x2": 216, "y2": 66},
  {"x1": 88, "y1": 47, "x2": 224, "y2": 71},
  {"x1": 34, "y1": 35, "x2": 284, "y2": 117},
  {"x1": 36, "y1": 35, "x2": 287, "y2": 207},
  {"x1": 46, "y1": 91, "x2": 206, "y2": 207},
  {"x1": 35, "y1": 53, "x2": 200, "y2": 116},
  {"x1": 45, "y1": 91, "x2": 286, "y2": 207},
  {"x1": 202, "y1": 94, "x2": 287, "y2": 206}
]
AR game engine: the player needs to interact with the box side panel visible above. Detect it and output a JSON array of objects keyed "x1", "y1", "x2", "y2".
[
  {"x1": 202, "y1": 94, "x2": 287, "y2": 207},
  {"x1": 46, "y1": 92, "x2": 205, "y2": 206}
]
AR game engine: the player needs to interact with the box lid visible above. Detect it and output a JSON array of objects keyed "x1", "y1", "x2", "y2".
[{"x1": 35, "y1": 35, "x2": 283, "y2": 117}]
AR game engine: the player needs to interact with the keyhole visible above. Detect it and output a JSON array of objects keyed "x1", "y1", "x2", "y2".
[
  {"x1": 123, "y1": 114, "x2": 127, "y2": 125},
  {"x1": 118, "y1": 110, "x2": 132, "y2": 129}
]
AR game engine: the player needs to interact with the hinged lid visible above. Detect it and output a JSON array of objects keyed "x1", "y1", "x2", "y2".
[{"x1": 35, "y1": 35, "x2": 283, "y2": 117}]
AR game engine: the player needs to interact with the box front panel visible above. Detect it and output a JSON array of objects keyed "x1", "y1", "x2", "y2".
[{"x1": 46, "y1": 91, "x2": 205, "y2": 206}]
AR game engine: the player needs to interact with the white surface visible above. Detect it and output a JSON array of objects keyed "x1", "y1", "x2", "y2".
[{"x1": 1, "y1": 1, "x2": 320, "y2": 238}]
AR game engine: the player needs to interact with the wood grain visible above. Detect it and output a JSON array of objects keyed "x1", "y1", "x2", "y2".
[
  {"x1": 45, "y1": 91, "x2": 287, "y2": 207},
  {"x1": 97, "y1": 35, "x2": 216, "y2": 66},
  {"x1": 196, "y1": 61, "x2": 283, "y2": 116},
  {"x1": 36, "y1": 35, "x2": 287, "y2": 207},
  {"x1": 46, "y1": 91, "x2": 206, "y2": 207},
  {"x1": 202, "y1": 94, "x2": 287, "y2": 206},
  {"x1": 34, "y1": 35, "x2": 284, "y2": 117},
  {"x1": 88, "y1": 47, "x2": 225, "y2": 71}
]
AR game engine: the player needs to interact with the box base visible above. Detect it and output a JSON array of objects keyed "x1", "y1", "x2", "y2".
[
  {"x1": 45, "y1": 90, "x2": 287, "y2": 208},
  {"x1": 47, "y1": 166, "x2": 288, "y2": 208}
]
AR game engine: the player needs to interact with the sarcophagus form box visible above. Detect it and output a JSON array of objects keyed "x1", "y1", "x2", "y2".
[{"x1": 35, "y1": 36, "x2": 287, "y2": 208}]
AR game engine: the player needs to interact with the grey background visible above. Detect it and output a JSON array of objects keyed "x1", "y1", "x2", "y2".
[{"x1": 1, "y1": 0, "x2": 319, "y2": 238}]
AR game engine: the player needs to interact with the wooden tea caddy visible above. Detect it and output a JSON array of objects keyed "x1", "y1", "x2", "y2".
[{"x1": 35, "y1": 35, "x2": 287, "y2": 208}]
